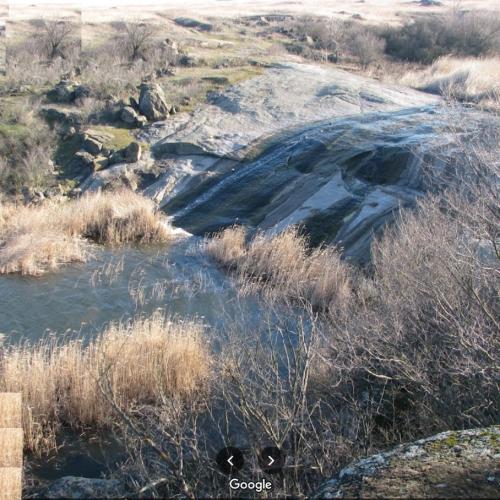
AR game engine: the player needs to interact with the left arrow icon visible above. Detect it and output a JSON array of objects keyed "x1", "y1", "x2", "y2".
[{"x1": 216, "y1": 447, "x2": 244, "y2": 474}]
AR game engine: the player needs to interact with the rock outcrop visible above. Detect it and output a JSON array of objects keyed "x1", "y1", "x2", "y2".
[
  {"x1": 47, "y1": 80, "x2": 91, "y2": 104},
  {"x1": 313, "y1": 426, "x2": 500, "y2": 498},
  {"x1": 120, "y1": 105, "x2": 148, "y2": 128},
  {"x1": 138, "y1": 82, "x2": 171, "y2": 121}
]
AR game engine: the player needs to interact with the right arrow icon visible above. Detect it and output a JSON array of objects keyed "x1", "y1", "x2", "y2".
[{"x1": 259, "y1": 447, "x2": 284, "y2": 474}]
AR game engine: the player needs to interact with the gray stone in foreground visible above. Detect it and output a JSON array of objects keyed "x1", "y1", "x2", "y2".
[
  {"x1": 312, "y1": 426, "x2": 500, "y2": 498},
  {"x1": 139, "y1": 82, "x2": 171, "y2": 121},
  {"x1": 37, "y1": 476, "x2": 125, "y2": 499}
]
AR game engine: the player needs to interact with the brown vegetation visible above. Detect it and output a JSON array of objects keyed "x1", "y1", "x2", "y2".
[
  {"x1": 0, "y1": 190, "x2": 171, "y2": 275},
  {"x1": 0, "y1": 312, "x2": 210, "y2": 455},
  {"x1": 206, "y1": 226, "x2": 353, "y2": 311},
  {"x1": 401, "y1": 56, "x2": 500, "y2": 109}
]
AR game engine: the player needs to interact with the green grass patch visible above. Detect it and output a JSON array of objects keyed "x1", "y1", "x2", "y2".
[
  {"x1": 89, "y1": 125, "x2": 135, "y2": 151},
  {"x1": 0, "y1": 122, "x2": 31, "y2": 140}
]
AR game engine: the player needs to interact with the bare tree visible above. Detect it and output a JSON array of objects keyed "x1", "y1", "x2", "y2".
[
  {"x1": 122, "y1": 22, "x2": 157, "y2": 62},
  {"x1": 36, "y1": 19, "x2": 79, "y2": 60}
]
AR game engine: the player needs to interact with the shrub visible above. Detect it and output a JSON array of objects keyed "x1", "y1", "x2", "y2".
[
  {"x1": 33, "y1": 19, "x2": 81, "y2": 62},
  {"x1": 0, "y1": 100, "x2": 56, "y2": 194},
  {"x1": 348, "y1": 27, "x2": 385, "y2": 68},
  {"x1": 382, "y1": 11, "x2": 500, "y2": 64},
  {"x1": 282, "y1": 16, "x2": 385, "y2": 67},
  {"x1": 0, "y1": 312, "x2": 210, "y2": 454}
]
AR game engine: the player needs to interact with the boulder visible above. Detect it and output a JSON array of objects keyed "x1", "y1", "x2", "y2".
[
  {"x1": 108, "y1": 142, "x2": 142, "y2": 165},
  {"x1": 179, "y1": 54, "x2": 200, "y2": 67},
  {"x1": 135, "y1": 115, "x2": 148, "y2": 128},
  {"x1": 138, "y1": 82, "x2": 171, "y2": 121},
  {"x1": 92, "y1": 156, "x2": 109, "y2": 172},
  {"x1": 82, "y1": 135, "x2": 103, "y2": 155},
  {"x1": 121, "y1": 106, "x2": 139, "y2": 125},
  {"x1": 120, "y1": 106, "x2": 148, "y2": 128},
  {"x1": 313, "y1": 426, "x2": 500, "y2": 498},
  {"x1": 73, "y1": 84, "x2": 92, "y2": 100},
  {"x1": 72, "y1": 151, "x2": 96, "y2": 170},
  {"x1": 129, "y1": 97, "x2": 139, "y2": 110},
  {"x1": 47, "y1": 80, "x2": 79, "y2": 103},
  {"x1": 46, "y1": 80, "x2": 92, "y2": 104},
  {"x1": 123, "y1": 142, "x2": 142, "y2": 163},
  {"x1": 41, "y1": 107, "x2": 82, "y2": 126},
  {"x1": 37, "y1": 476, "x2": 125, "y2": 499}
]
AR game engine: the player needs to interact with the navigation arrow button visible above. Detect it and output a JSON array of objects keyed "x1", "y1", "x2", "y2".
[
  {"x1": 259, "y1": 446, "x2": 284, "y2": 474},
  {"x1": 216, "y1": 447, "x2": 244, "y2": 474}
]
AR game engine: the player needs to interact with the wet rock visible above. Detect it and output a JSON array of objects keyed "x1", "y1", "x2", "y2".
[
  {"x1": 37, "y1": 476, "x2": 125, "y2": 499},
  {"x1": 312, "y1": 426, "x2": 500, "y2": 499},
  {"x1": 138, "y1": 82, "x2": 171, "y2": 121}
]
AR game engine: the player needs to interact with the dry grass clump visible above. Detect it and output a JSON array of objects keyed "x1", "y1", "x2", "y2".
[
  {"x1": 66, "y1": 189, "x2": 170, "y2": 244},
  {"x1": 0, "y1": 190, "x2": 171, "y2": 275},
  {"x1": 402, "y1": 56, "x2": 500, "y2": 108},
  {"x1": 206, "y1": 226, "x2": 352, "y2": 311},
  {"x1": 0, "y1": 312, "x2": 210, "y2": 454}
]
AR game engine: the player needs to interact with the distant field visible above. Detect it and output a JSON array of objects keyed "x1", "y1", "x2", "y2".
[{"x1": 4, "y1": 0, "x2": 500, "y2": 25}]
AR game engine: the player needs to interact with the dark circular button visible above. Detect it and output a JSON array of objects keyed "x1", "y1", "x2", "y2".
[
  {"x1": 216, "y1": 446, "x2": 244, "y2": 474},
  {"x1": 258, "y1": 446, "x2": 284, "y2": 474}
]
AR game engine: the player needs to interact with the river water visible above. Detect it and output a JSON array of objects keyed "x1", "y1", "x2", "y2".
[{"x1": 0, "y1": 238, "x2": 257, "y2": 346}]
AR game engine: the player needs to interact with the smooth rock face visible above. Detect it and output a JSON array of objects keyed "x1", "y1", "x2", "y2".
[
  {"x1": 312, "y1": 426, "x2": 500, "y2": 498},
  {"x1": 37, "y1": 476, "x2": 125, "y2": 499},
  {"x1": 82, "y1": 63, "x2": 492, "y2": 262},
  {"x1": 151, "y1": 63, "x2": 438, "y2": 160},
  {"x1": 139, "y1": 82, "x2": 171, "y2": 121},
  {"x1": 138, "y1": 63, "x2": 449, "y2": 262}
]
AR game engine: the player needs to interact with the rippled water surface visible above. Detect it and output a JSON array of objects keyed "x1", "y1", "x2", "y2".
[{"x1": 0, "y1": 237, "x2": 254, "y2": 345}]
